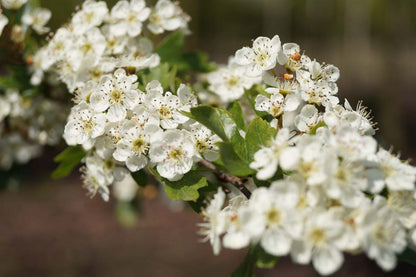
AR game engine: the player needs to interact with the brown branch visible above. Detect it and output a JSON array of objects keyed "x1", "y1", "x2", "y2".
[{"x1": 198, "y1": 160, "x2": 252, "y2": 199}]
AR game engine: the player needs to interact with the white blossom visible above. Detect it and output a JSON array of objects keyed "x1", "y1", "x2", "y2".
[{"x1": 235, "y1": 35, "x2": 281, "y2": 77}]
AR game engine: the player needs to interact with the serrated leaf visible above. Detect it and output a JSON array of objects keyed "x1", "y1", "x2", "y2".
[
  {"x1": 219, "y1": 142, "x2": 255, "y2": 177},
  {"x1": 228, "y1": 101, "x2": 246, "y2": 131},
  {"x1": 148, "y1": 168, "x2": 208, "y2": 201},
  {"x1": 51, "y1": 146, "x2": 86, "y2": 179},
  {"x1": 131, "y1": 169, "x2": 148, "y2": 187},
  {"x1": 245, "y1": 117, "x2": 277, "y2": 162},
  {"x1": 188, "y1": 105, "x2": 247, "y2": 160},
  {"x1": 156, "y1": 31, "x2": 184, "y2": 64},
  {"x1": 139, "y1": 63, "x2": 177, "y2": 90}
]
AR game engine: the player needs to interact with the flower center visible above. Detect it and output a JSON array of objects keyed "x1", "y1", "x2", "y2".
[
  {"x1": 266, "y1": 209, "x2": 281, "y2": 225},
  {"x1": 169, "y1": 148, "x2": 183, "y2": 161},
  {"x1": 309, "y1": 228, "x2": 326, "y2": 246},
  {"x1": 133, "y1": 138, "x2": 147, "y2": 154},
  {"x1": 110, "y1": 89, "x2": 124, "y2": 104}
]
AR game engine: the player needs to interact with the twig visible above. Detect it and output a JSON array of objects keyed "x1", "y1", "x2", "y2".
[{"x1": 198, "y1": 160, "x2": 252, "y2": 199}]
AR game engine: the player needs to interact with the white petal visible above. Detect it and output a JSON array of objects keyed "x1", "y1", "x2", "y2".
[
  {"x1": 313, "y1": 247, "x2": 344, "y2": 276},
  {"x1": 261, "y1": 228, "x2": 292, "y2": 256}
]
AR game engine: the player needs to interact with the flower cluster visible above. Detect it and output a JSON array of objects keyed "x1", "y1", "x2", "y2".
[
  {"x1": 64, "y1": 68, "x2": 220, "y2": 200},
  {"x1": 200, "y1": 35, "x2": 416, "y2": 275},
  {"x1": 32, "y1": 0, "x2": 189, "y2": 91},
  {"x1": 0, "y1": 89, "x2": 67, "y2": 170}
]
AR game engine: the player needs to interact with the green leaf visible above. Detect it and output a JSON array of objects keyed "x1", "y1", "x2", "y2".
[
  {"x1": 0, "y1": 65, "x2": 31, "y2": 91},
  {"x1": 148, "y1": 168, "x2": 208, "y2": 201},
  {"x1": 187, "y1": 180, "x2": 219, "y2": 213},
  {"x1": 139, "y1": 63, "x2": 177, "y2": 90},
  {"x1": 131, "y1": 169, "x2": 148, "y2": 187},
  {"x1": 156, "y1": 31, "x2": 184, "y2": 64},
  {"x1": 219, "y1": 142, "x2": 255, "y2": 177},
  {"x1": 245, "y1": 117, "x2": 277, "y2": 162},
  {"x1": 51, "y1": 146, "x2": 86, "y2": 179},
  {"x1": 188, "y1": 105, "x2": 247, "y2": 160},
  {"x1": 228, "y1": 101, "x2": 246, "y2": 131},
  {"x1": 398, "y1": 247, "x2": 416, "y2": 266},
  {"x1": 179, "y1": 51, "x2": 216, "y2": 73}
]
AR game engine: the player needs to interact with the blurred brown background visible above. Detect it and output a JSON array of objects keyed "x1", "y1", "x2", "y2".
[{"x1": 1, "y1": 0, "x2": 416, "y2": 276}]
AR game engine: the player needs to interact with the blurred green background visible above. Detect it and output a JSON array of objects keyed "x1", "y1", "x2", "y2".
[{"x1": 1, "y1": 0, "x2": 415, "y2": 276}]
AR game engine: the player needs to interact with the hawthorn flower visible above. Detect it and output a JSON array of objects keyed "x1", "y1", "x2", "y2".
[
  {"x1": 110, "y1": 0, "x2": 150, "y2": 37},
  {"x1": 250, "y1": 128, "x2": 300, "y2": 180},
  {"x1": 22, "y1": 7, "x2": 51, "y2": 35},
  {"x1": 90, "y1": 68, "x2": 140, "y2": 122},
  {"x1": 144, "y1": 82, "x2": 189, "y2": 129},
  {"x1": 255, "y1": 89, "x2": 300, "y2": 118},
  {"x1": 63, "y1": 102, "x2": 106, "y2": 148},
  {"x1": 188, "y1": 122, "x2": 221, "y2": 161},
  {"x1": 113, "y1": 120, "x2": 162, "y2": 172},
  {"x1": 81, "y1": 161, "x2": 111, "y2": 202},
  {"x1": 277, "y1": 43, "x2": 310, "y2": 72},
  {"x1": 376, "y1": 148, "x2": 416, "y2": 191},
  {"x1": 387, "y1": 191, "x2": 416, "y2": 229},
  {"x1": 250, "y1": 182, "x2": 302, "y2": 256},
  {"x1": 294, "y1": 104, "x2": 322, "y2": 133},
  {"x1": 117, "y1": 37, "x2": 160, "y2": 69},
  {"x1": 1, "y1": 0, "x2": 27, "y2": 10},
  {"x1": 71, "y1": 0, "x2": 108, "y2": 35},
  {"x1": 208, "y1": 60, "x2": 258, "y2": 103},
  {"x1": 291, "y1": 209, "x2": 346, "y2": 276},
  {"x1": 199, "y1": 188, "x2": 227, "y2": 255},
  {"x1": 149, "y1": 129, "x2": 198, "y2": 181},
  {"x1": 297, "y1": 69, "x2": 339, "y2": 107},
  {"x1": 235, "y1": 35, "x2": 281, "y2": 77},
  {"x1": 147, "y1": 0, "x2": 190, "y2": 34},
  {"x1": 359, "y1": 196, "x2": 407, "y2": 271}
]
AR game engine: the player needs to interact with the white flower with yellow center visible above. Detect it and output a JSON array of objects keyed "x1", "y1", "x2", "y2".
[
  {"x1": 359, "y1": 196, "x2": 407, "y2": 271},
  {"x1": 199, "y1": 188, "x2": 227, "y2": 255},
  {"x1": 144, "y1": 82, "x2": 189, "y2": 129},
  {"x1": 235, "y1": 35, "x2": 281, "y2": 77},
  {"x1": 147, "y1": 0, "x2": 190, "y2": 35},
  {"x1": 71, "y1": 0, "x2": 108, "y2": 35},
  {"x1": 90, "y1": 68, "x2": 140, "y2": 122},
  {"x1": 149, "y1": 129, "x2": 198, "y2": 181},
  {"x1": 63, "y1": 102, "x2": 106, "y2": 149},
  {"x1": 110, "y1": 0, "x2": 150, "y2": 37},
  {"x1": 255, "y1": 89, "x2": 300, "y2": 118},
  {"x1": 113, "y1": 119, "x2": 162, "y2": 172},
  {"x1": 291, "y1": 209, "x2": 346, "y2": 276},
  {"x1": 22, "y1": 7, "x2": 51, "y2": 35},
  {"x1": 250, "y1": 128, "x2": 300, "y2": 180},
  {"x1": 188, "y1": 122, "x2": 221, "y2": 161},
  {"x1": 376, "y1": 148, "x2": 416, "y2": 191},
  {"x1": 250, "y1": 181, "x2": 302, "y2": 256}
]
